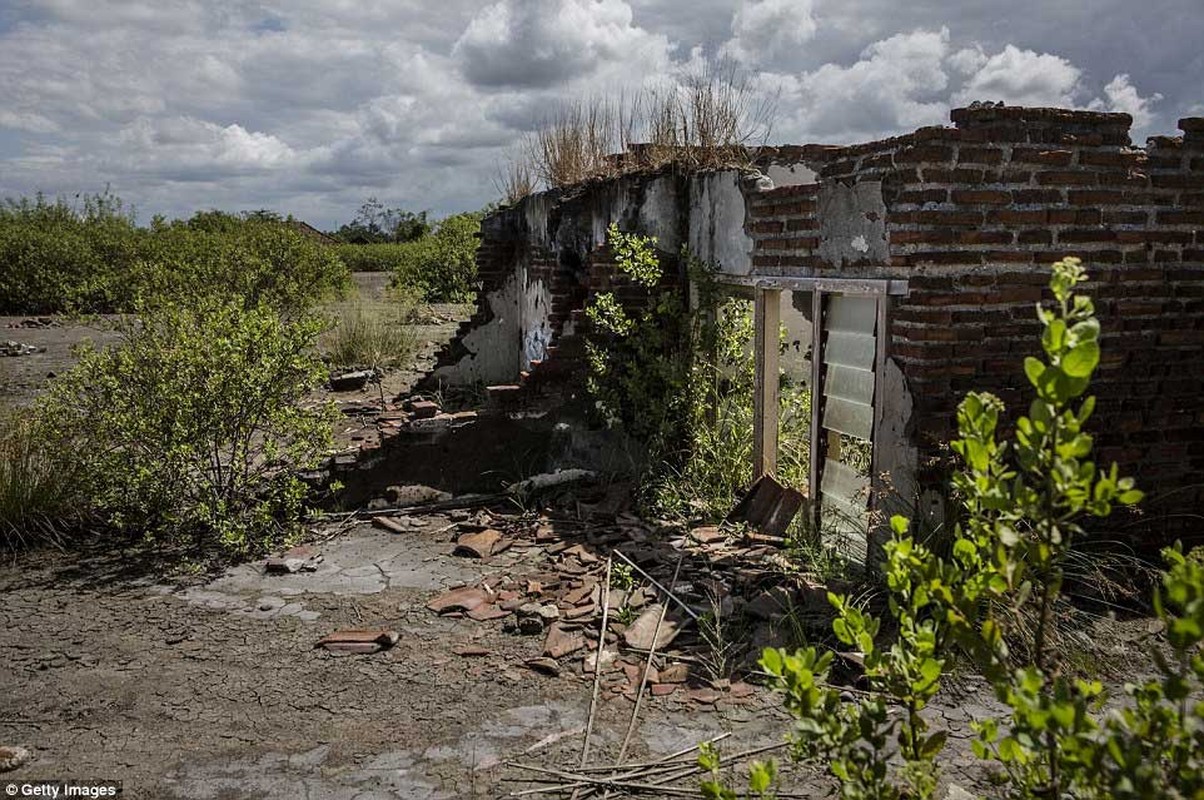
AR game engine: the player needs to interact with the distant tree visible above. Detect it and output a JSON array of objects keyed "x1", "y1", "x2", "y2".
[{"x1": 332, "y1": 198, "x2": 430, "y2": 244}]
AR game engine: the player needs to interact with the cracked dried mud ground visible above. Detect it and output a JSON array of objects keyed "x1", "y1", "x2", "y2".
[
  {"x1": 0, "y1": 519, "x2": 792, "y2": 799},
  {"x1": 0, "y1": 516, "x2": 1160, "y2": 799}
]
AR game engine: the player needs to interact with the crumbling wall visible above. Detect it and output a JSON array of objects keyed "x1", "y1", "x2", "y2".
[
  {"x1": 750, "y1": 108, "x2": 1204, "y2": 535},
  {"x1": 425, "y1": 106, "x2": 1203, "y2": 537}
]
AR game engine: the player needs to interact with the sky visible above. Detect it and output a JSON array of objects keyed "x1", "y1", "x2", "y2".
[{"x1": 0, "y1": 0, "x2": 1199, "y2": 230}]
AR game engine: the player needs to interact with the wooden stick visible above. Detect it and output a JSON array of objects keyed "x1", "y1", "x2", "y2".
[
  {"x1": 610, "y1": 553, "x2": 684, "y2": 794},
  {"x1": 612, "y1": 549, "x2": 699, "y2": 621},
  {"x1": 572, "y1": 556, "x2": 612, "y2": 800}
]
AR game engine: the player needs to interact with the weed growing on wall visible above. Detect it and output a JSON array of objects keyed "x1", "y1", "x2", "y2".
[
  {"x1": 698, "y1": 258, "x2": 1204, "y2": 800},
  {"x1": 584, "y1": 223, "x2": 810, "y2": 521}
]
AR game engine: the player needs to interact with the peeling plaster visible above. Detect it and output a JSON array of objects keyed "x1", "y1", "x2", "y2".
[
  {"x1": 875, "y1": 357, "x2": 917, "y2": 519},
  {"x1": 765, "y1": 163, "x2": 818, "y2": 187},
  {"x1": 637, "y1": 175, "x2": 683, "y2": 252},
  {"x1": 818, "y1": 181, "x2": 889, "y2": 269},
  {"x1": 688, "y1": 171, "x2": 753, "y2": 275},
  {"x1": 433, "y1": 272, "x2": 522, "y2": 386},
  {"x1": 520, "y1": 272, "x2": 553, "y2": 369}
]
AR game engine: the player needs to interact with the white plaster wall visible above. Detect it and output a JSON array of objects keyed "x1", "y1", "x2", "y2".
[
  {"x1": 688, "y1": 171, "x2": 753, "y2": 276},
  {"x1": 765, "y1": 163, "x2": 819, "y2": 188},
  {"x1": 780, "y1": 291, "x2": 813, "y2": 383},
  {"x1": 519, "y1": 267, "x2": 553, "y2": 370},
  {"x1": 637, "y1": 175, "x2": 683, "y2": 252},
  {"x1": 432, "y1": 272, "x2": 522, "y2": 386}
]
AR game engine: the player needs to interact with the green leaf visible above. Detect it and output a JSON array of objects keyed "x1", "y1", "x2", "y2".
[
  {"x1": 1023, "y1": 356, "x2": 1046, "y2": 389},
  {"x1": 1061, "y1": 340, "x2": 1099, "y2": 378},
  {"x1": 921, "y1": 730, "x2": 948, "y2": 759}
]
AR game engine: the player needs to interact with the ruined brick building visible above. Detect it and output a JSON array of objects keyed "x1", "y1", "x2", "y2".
[{"x1": 417, "y1": 106, "x2": 1204, "y2": 557}]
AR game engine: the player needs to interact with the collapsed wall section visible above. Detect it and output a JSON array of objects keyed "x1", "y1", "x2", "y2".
[{"x1": 421, "y1": 106, "x2": 1202, "y2": 539}]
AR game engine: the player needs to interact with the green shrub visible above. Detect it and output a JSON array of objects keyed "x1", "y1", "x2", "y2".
[
  {"x1": 36, "y1": 298, "x2": 335, "y2": 554},
  {"x1": 386, "y1": 211, "x2": 481, "y2": 302},
  {"x1": 0, "y1": 193, "x2": 145, "y2": 313},
  {"x1": 141, "y1": 218, "x2": 350, "y2": 312},
  {"x1": 0, "y1": 197, "x2": 350, "y2": 314},
  {"x1": 584, "y1": 227, "x2": 810, "y2": 522},
  {"x1": 334, "y1": 243, "x2": 411, "y2": 273}
]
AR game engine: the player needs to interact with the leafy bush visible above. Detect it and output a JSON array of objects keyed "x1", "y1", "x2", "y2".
[
  {"x1": 0, "y1": 193, "x2": 144, "y2": 313},
  {"x1": 386, "y1": 211, "x2": 481, "y2": 302},
  {"x1": 36, "y1": 298, "x2": 335, "y2": 554},
  {"x1": 0, "y1": 197, "x2": 350, "y2": 314},
  {"x1": 334, "y1": 243, "x2": 412, "y2": 273},
  {"x1": 585, "y1": 226, "x2": 810, "y2": 521},
  {"x1": 141, "y1": 217, "x2": 350, "y2": 312}
]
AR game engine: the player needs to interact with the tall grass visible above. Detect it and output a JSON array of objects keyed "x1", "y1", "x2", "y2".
[
  {"x1": 499, "y1": 65, "x2": 777, "y2": 202},
  {"x1": 0, "y1": 410, "x2": 78, "y2": 551},
  {"x1": 322, "y1": 292, "x2": 420, "y2": 372}
]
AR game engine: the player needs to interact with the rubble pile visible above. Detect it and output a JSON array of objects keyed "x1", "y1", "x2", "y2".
[{"x1": 417, "y1": 501, "x2": 833, "y2": 710}]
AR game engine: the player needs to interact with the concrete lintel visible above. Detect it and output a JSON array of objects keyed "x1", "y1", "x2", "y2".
[{"x1": 712, "y1": 274, "x2": 908, "y2": 296}]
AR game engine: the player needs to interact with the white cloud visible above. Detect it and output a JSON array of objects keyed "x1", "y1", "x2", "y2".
[
  {"x1": 0, "y1": 111, "x2": 60, "y2": 133},
  {"x1": 719, "y1": 0, "x2": 818, "y2": 67},
  {"x1": 1090, "y1": 73, "x2": 1162, "y2": 128},
  {"x1": 112, "y1": 116, "x2": 302, "y2": 178},
  {"x1": 767, "y1": 28, "x2": 952, "y2": 141},
  {"x1": 952, "y1": 44, "x2": 1082, "y2": 108},
  {"x1": 453, "y1": 0, "x2": 671, "y2": 89}
]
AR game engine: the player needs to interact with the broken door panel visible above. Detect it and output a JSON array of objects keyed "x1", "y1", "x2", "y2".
[{"x1": 816, "y1": 293, "x2": 879, "y2": 565}]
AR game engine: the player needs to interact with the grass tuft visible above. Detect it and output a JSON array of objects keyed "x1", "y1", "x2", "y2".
[
  {"x1": 322, "y1": 291, "x2": 419, "y2": 372},
  {"x1": 0, "y1": 410, "x2": 78, "y2": 551}
]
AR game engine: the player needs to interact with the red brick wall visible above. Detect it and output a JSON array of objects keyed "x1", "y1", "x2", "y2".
[{"x1": 753, "y1": 109, "x2": 1204, "y2": 537}]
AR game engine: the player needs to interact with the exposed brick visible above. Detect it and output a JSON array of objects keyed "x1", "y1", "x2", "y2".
[
  {"x1": 1156, "y1": 210, "x2": 1204, "y2": 225},
  {"x1": 957, "y1": 147, "x2": 1004, "y2": 165},
  {"x1": 1012, "y1": 148, "x2": 1074, "y2": 166},
  {"x1": 951, "y1": 189, "x2": 1011, "y2": 205}
]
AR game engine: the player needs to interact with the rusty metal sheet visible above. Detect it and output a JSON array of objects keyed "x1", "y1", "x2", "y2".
[{"x1": 725, "y1": 474, "x2": 808, "y2": 539}]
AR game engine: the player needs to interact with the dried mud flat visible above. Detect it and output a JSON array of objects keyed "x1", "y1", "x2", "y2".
[{"x1": 0, "y1": 508, "x2": 1164, "y2": 800}]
